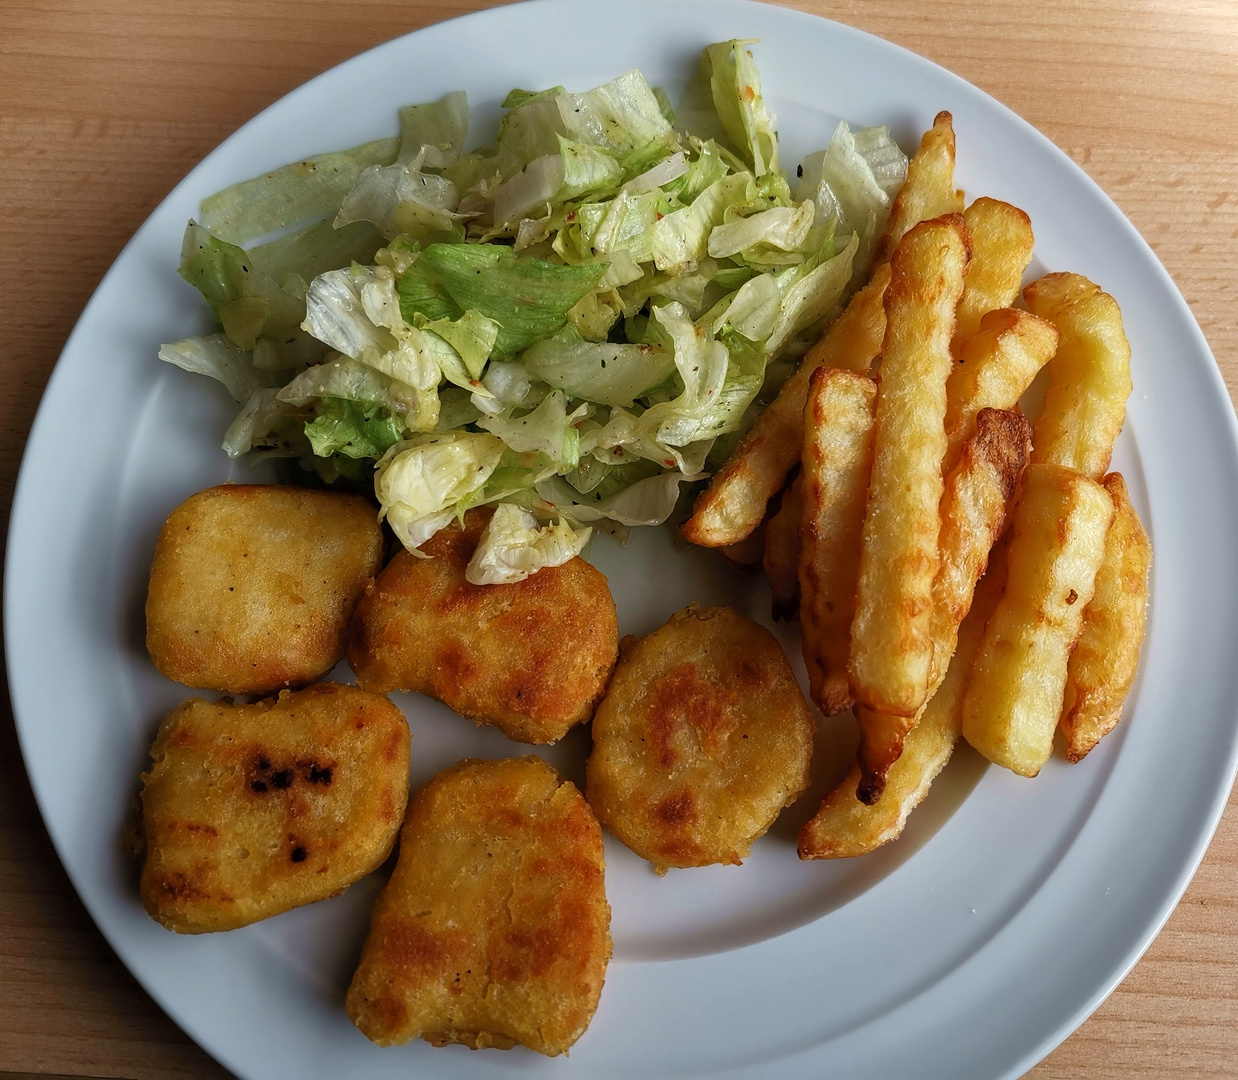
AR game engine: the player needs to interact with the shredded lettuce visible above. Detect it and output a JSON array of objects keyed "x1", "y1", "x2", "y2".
[
  {"x1": 165, "y1": 40, "x2": 907, "y2": 569},
  {"x1": 465, "y1": 502, "x2": 590, "y2": 584},
  {"x1": 398, "y1": 92, "x2": 469, "y2": 168},
  {"x1": 158, "y1": 334, "x2": 269, "y2": 403},
  {"x1": 199, "y1": 137, "x2": 399, "y2": 246},
  {"x1": 375, "y1": 431, "x2": 506, "y2": 551},
  {"x1": 305, "y1": 397, "x2": 404, "y2": 460},
  {"x1": 521, "y1": 339, "x2": 674, "y2": 406}
]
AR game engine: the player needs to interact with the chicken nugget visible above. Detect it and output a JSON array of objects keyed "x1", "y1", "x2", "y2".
[
  {"x1": 347, "y1": 756, "x2": 611, "y2": 1056},
  {"x1": 586, "y1": 605, "x2": 815, "y2": 872},
  {"x1": 146, "y1": 485, "x2": 382, "y2": 694},
  {"x1": 349, "y1": 508, "x2": 618, "y2": 744},
  {"x1": 139, "y1": 683, "x2": 410, "y2": 934}
]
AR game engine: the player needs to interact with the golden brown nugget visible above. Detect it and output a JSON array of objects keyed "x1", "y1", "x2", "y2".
[
  {"x1": 349, "y1": 508, "x2": 618, "y2": 744},
  {"x1": 799, "y1": 551, "x2": 1006, "y2": 859},
  {"x1": 146, "y1": 485, "x2": 382, "y2": 694},
  {"x1": 798, "y1": 368, "x2": 877, "y2": 716},
  {"x1": 586, "y1": 606, "x2": 814, "y2": 873},
  {"x1": 139, "y1": 683, "x2": 409, "y2": 934},
  {"x1": 346, "y1": 757, "x2": 610, "y2": 1057},
  {"x1": 763, "y1": 474, "x2": 804, "y2": 622},
  {"x1": 1024, "y1": 272, "x2": 1132, "y2": 479},
  {"x1": 680, "y1": 262, "x2": 889, "y2": 548},
  {"x1": 850, "y1": 215, "x2": 971, "y2": 718},
  {"x1": 874, "y1": 111, "x2": 964, "y2": 264},
  {"x1": 951, "y1": 197, "x2": 1035, "y2": 355},
  {"x1": 1060, "y1": 473, "x2": 1152, "y2": 762},
  {"x1": 962, "y1": 464, "x2": 1114, "y2": 776}
]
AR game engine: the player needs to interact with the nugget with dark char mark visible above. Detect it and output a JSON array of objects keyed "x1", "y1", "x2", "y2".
[
  {"x1": 346, "y1": 756, "x2": 611, "y2": 1056},
  {"x1": 586, "y1": 605, "x2": 815, "y2": 872},
  {"x1": 348, "y1": 508, "x2": 618, "y2": 744},
  {"x1": 139, "y1": 683, "x2": 409, "y2": 934},
  {"x1": 146, "y1": 485, "x2": 382, "y2": 694}
]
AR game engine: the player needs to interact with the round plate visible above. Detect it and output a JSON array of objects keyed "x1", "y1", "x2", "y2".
[{"x1": 8, "y1": 1, "x2": 1238, "y2": 1076}]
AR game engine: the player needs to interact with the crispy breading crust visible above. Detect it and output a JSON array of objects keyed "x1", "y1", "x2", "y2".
[
  {"x1": 145, "y1": 485, "x2": 382, "y2": 694},
  {"x1": 139, "y1": 683, "x2": 410, "y2": 934},
  {"x1": 348, "y1": 508, "x2": 618, "y2": 744},
  {"x1": 346, "y1": 757, "x2": 611, "y2": 1057},
  {"x1": 586, "y1": 605, "x2": 814, "y2": 873}
]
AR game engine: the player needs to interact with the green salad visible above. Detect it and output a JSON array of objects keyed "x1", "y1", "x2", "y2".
[{"x1": 162, "y1": 39, "x2": 907, "y2": 584}]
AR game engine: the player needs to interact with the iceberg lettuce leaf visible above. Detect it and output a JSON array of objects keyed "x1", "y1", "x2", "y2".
[{"x1": 465, "y1": 502, "x2": 591, "y2": 584}]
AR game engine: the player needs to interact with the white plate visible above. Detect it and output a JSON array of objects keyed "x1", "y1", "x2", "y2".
[{"x1": 8, "y1": 1, "x2": 1238, "y2": 1076}]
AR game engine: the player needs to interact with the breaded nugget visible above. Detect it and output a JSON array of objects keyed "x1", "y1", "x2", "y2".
[
  {"x1": 146, "y1": 485, "x2": 382, "y2": 694},
  {"x1": 139, "y1": 683, "x2": 409, "y2": 934},
  {"x1": 586, "y1": 605, "x2": 814, "y2": 872},
  {"x1": 349, "y1": 508, "x2": 618, "y2": 744},
  {"x1": 347, "y1": 757, "x2": 611, "y2": 1056}
]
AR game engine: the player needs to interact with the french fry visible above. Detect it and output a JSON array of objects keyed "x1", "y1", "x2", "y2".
[
  {"x1": 798, "y1": 369, "x2": 877, "y2": 714},
  {"x1": 799, "y1": 548, "x2": 1007, "y2": 859},
  {"x1": 1024, "y1": 272, "x2": 1132, "y2": 479},
  {"x1": 850, "y1": 215, "x2": 971, "y2": 718},
  {"x1": 951, "y1": 197, "x2": 1035, "y2": 354},
  {"x1": 961, "y1": 463, "x2": 1114, "y2": 777},
  {"x1": 763, "y1": 475, "x2": 803, "y2": 621},
  {"x1": 855, "y1": 407, "x2": 1030, "y2": 802},
  {"x1": 874, "y1": 112, "x2": 964, "y2": 265},
  {"x1": 680, "y1": 264, "x2": 890, "y2": 547},
  {"x1": 717, "y1": 520, "x2": 767, "y2": 570},
  {"x1": 1060, "y1": 473, "x2": 1151, "y2": 762},
  {"x1": 943, "y1": 307, "x2": 1058, "y2": 472}
]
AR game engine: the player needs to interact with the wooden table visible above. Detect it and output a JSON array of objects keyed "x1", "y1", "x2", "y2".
[{"x1": 2, "y1": 1, "x2": 1235, "y2": 1076}]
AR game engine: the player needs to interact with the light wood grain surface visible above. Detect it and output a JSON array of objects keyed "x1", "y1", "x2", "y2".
[{"x1": 2, "y1": 1, "x2": 1236, "y2": 1077}]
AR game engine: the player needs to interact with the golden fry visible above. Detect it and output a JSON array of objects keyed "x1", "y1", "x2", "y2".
[
  {"x1": 961, "y1": 464, "x2": 1114, "y2": 777},
  {"x1": 850, "y1": 215, "x2": 970, "y2": 717},
  {"x1": 855, "y1": 408, "x2": 1029, "y2": 802},
  {"x1": 799, "y1": 551, "x2": 1007, "y2": 859},
  {"x1": 586, "y1": 606, "x2": 814, "y2": 873},
  {"x1": 146, "y1": 484, "x2": 382, "y2": 694},
  {"x1": 347, "y1": 757, "x2": 610, "y2": 1056},
  {"x1": 798, "y1": 368, "x2": 877, "y2": 716},
  {"x1": 349, "y1": 508, "x2": 618, "y2": 745},
  {"x1": 680, "y1": 262, "x2": 889, "y2": 548},
  {"x1": 763, "y1": 475, "x2": 804, "y2": 621},
  {"x1": 875, "y1": 112, "x2": 964, "y2": 264},
  {"x1": 952, "y1": 197, "x2": 1035, "y2": 354},
  {"x1": 140, "y1": 684, "x2": 410, "y2": 934},
  {"x1": 944, "y1": 307, "x2": 1058, "y2": 472},
  {"x1": 1061, "y1": 473, "x2": 1152, "y2": 762},
  {"x1": 717, "y1": 520, "x2": 767, "y2": 569},
  {"x1": 1025, "y1": 272, "x2": 1132, "y2": 479}
]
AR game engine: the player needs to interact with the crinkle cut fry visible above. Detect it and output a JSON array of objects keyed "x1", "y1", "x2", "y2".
[
  {"x1": 855, "y1": 407, "x2": 1030, "y2": 803},
  {"x1": 798, "y1": 547, "x2": 1007, "y2": 859},
  {"x1": 798, "y1": 368, "x2": 877, "y2": 715},
  {"x1": 1060, "y1": 472, "x2": 1151, "y2": 762},
  {"x1": 874, "y1": 111, "x2": 964, "y2": 265},
  {"x1": 679, "y1": 262, "x2": 889, "y2": 548},
  {"x1": 848, "y1": 214, "x2": 970, "y2": 719}
]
